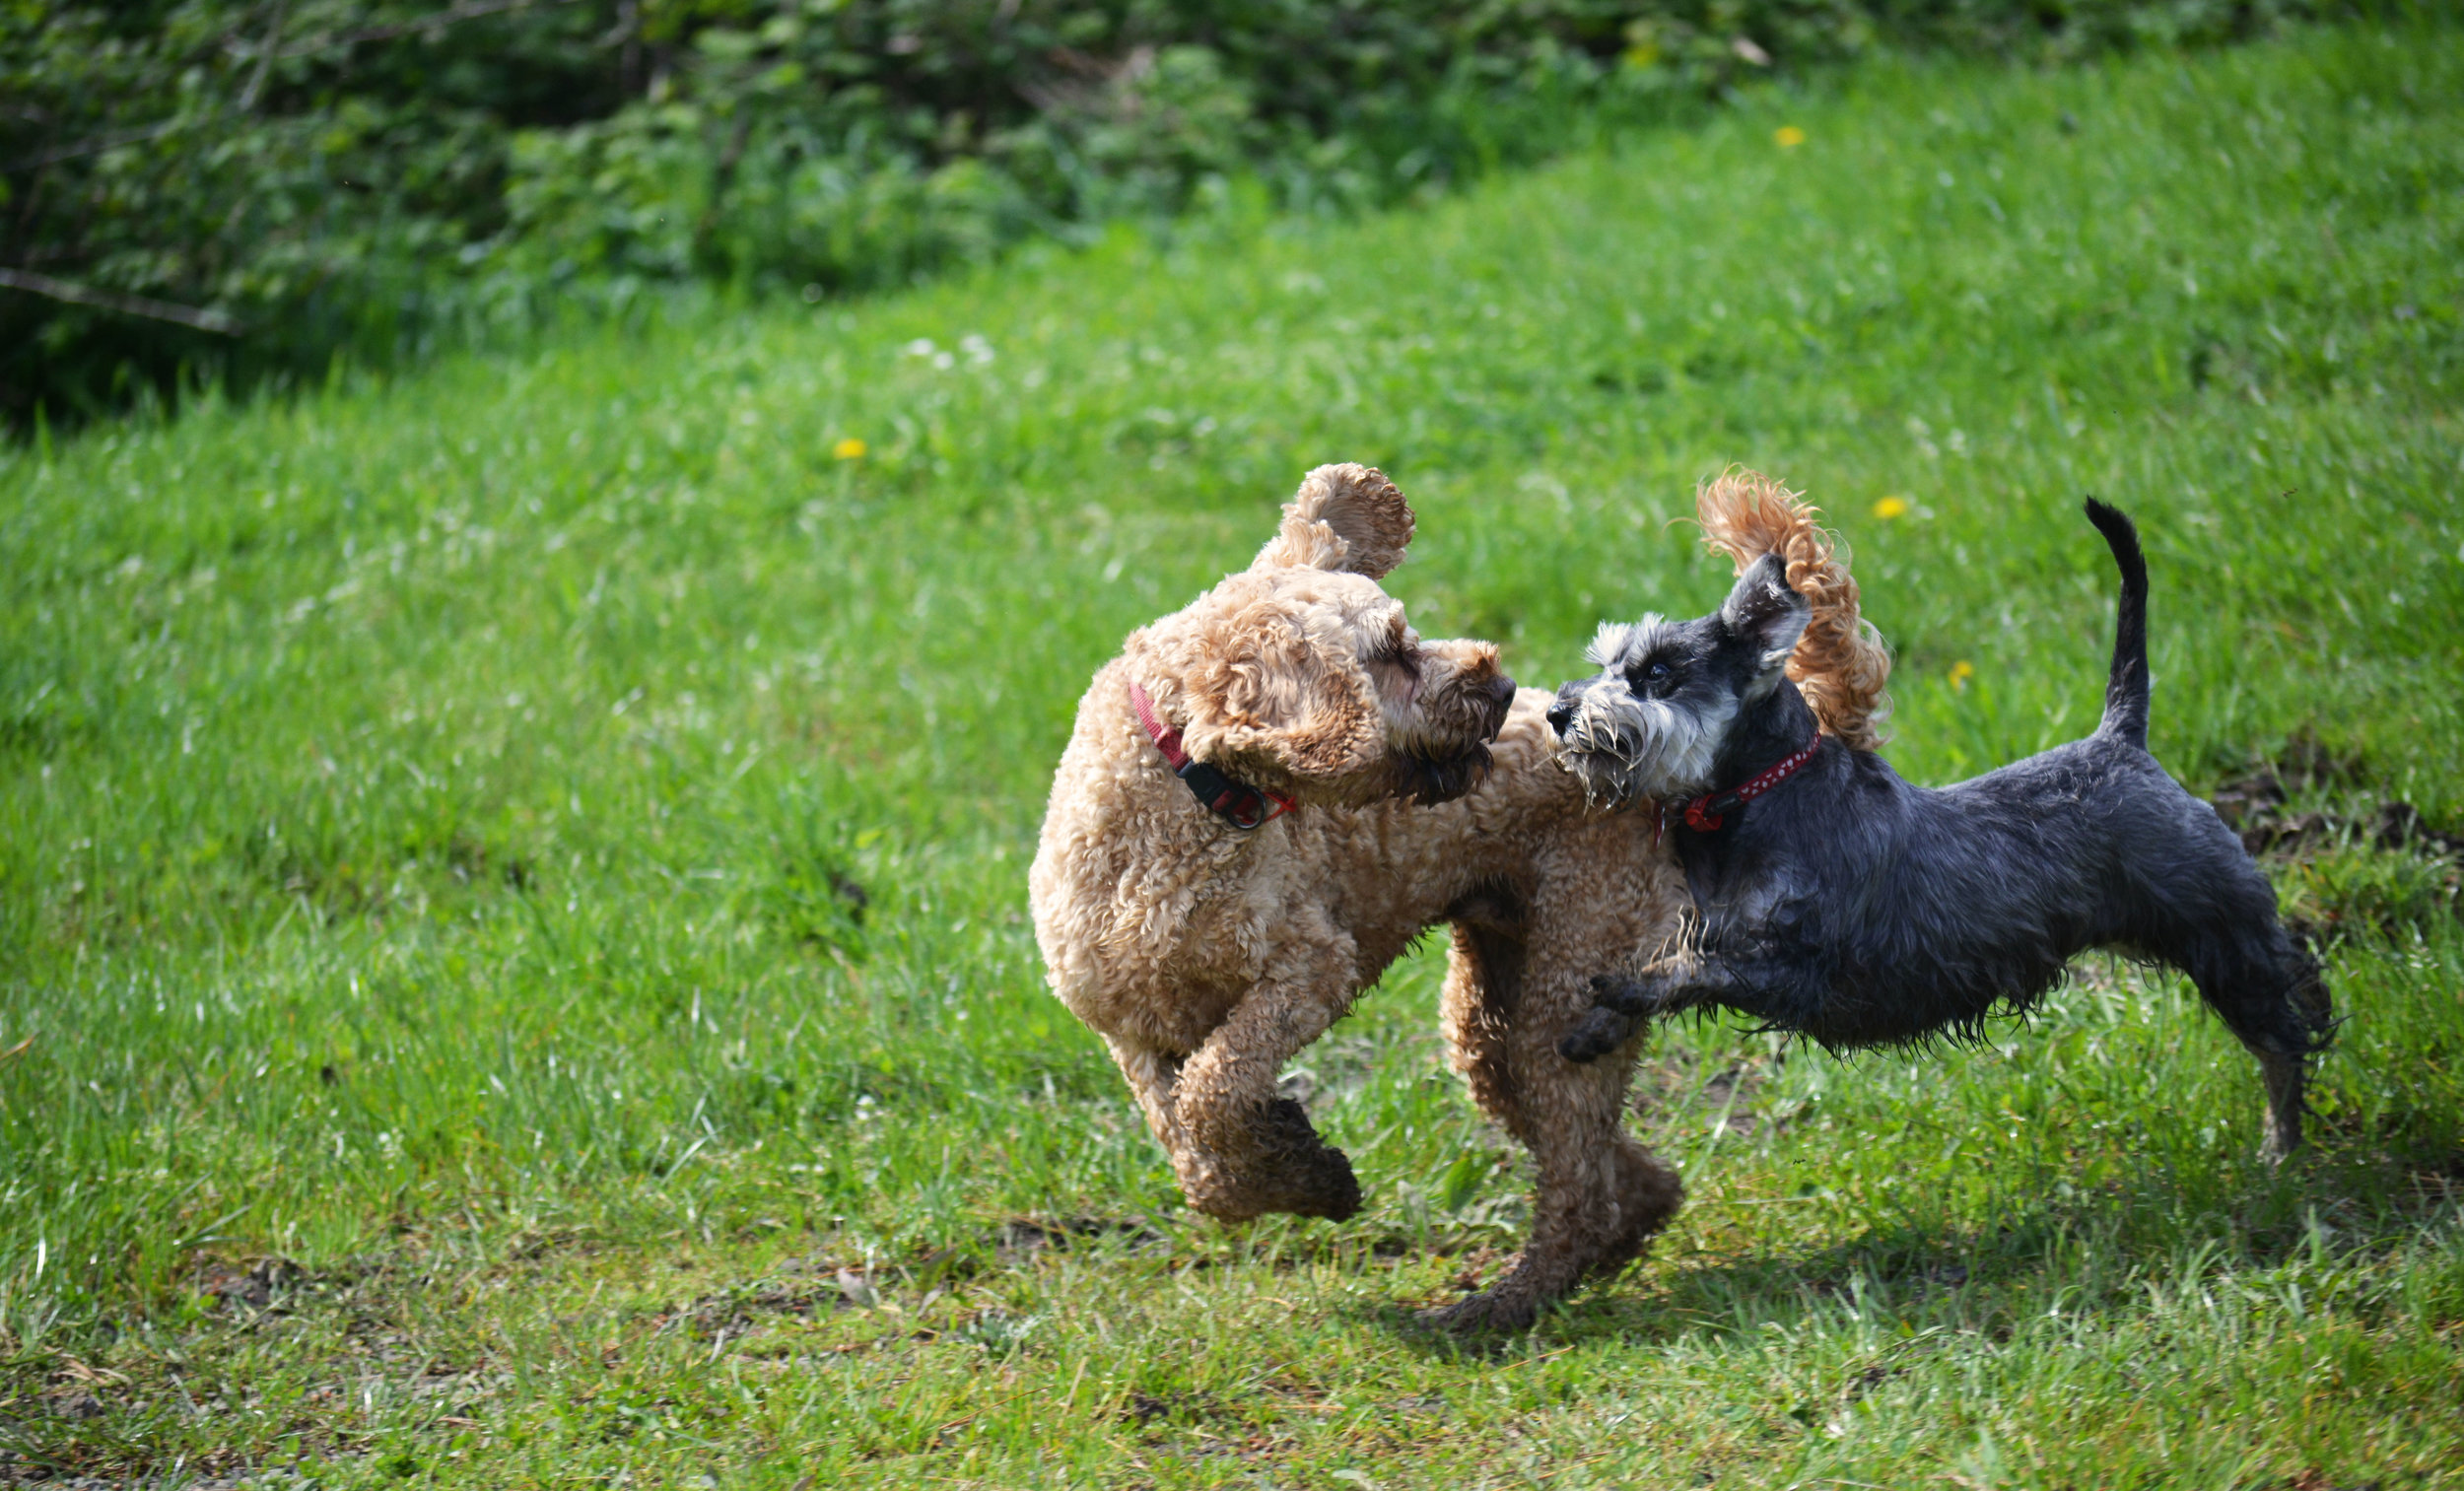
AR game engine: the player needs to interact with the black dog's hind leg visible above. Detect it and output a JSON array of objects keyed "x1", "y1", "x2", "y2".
[
  {"x1": 2126, "y1": 834, "x2": 2336, "y2": 1162},
  {"x1": 2174, "y1": 927, "x2": 2334, "y2": 1162}
]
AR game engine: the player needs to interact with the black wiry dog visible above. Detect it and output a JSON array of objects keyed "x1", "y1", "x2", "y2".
[{"x1": 1547, "y1": 500, "x2": 2333, "y2": 1159}]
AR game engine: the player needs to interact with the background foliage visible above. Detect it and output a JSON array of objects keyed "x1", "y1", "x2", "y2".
[{"x1": 3, "y1": 0, "x2": 2339, "y2": 429}]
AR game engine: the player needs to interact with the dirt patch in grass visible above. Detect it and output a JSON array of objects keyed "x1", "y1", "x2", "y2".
[{"x1": 2207, "y1": 741, "x2": 2464, "y2": 942}]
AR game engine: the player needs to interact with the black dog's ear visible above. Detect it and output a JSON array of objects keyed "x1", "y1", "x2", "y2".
[{"x1": 1720, "y1": 553, "x2": 1813, "y2": 679}]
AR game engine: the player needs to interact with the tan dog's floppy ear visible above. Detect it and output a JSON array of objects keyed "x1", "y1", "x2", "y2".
[
  {"x1": 1177, "y1": 601, "x2": 1383, "y2": 797},
  {"x1": 1252, "y1": 463, "x2": 1415, "y2": 578}
]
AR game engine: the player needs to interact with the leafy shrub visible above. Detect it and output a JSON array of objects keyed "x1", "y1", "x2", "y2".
[{"x1": 1, "y1": 0, "x2": 2337, "y2": 430}]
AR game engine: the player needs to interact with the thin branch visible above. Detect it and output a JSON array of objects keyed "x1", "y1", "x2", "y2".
[
  {"x1": 0, "y1": 268, "x2": 246, "y2": 335},
  {"x1": 5, "y1": 117, "x2": 193, "y2": 174},
  {"x1": 277, "y1": 0, "x2": 589, "y2": 58},
  {"x1": 239, "y1": 0, "x2": 292, "y2": 110}
]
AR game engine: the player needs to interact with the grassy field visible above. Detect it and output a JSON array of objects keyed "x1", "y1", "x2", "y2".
[{"x1": 4, "y1": 20, "x2": 2463, "y2": 1488}]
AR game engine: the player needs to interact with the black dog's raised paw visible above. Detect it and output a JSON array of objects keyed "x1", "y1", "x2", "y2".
[
  {"x1": 1588, "y1": 974, "x2": 1662, "y2": 1017},
  {"x1": 1557, "y1": 1007, "x2": 1637, "y2": 1064}
]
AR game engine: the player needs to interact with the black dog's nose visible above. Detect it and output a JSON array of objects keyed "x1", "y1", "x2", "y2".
[{"x1": 1545, "y1": 682, "x2": 1583, "y2": 735}]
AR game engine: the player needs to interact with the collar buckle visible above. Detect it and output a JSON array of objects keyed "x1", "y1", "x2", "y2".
[{"x1": 1129, "y1": 680, "x2": 1295, "y2": 833}]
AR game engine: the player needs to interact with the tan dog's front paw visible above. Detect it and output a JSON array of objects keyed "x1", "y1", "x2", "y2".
[
  {"x1": 1178, "y1": 1098, "x2": 1362, "y2": 1221},
  {"x1": 1268, "y1": 1138, "x2": 1363, "y2": 1220},
  {"x1": 1176, "y1": 1100, "x2": 1362, "y2": 1221},
  {"x1": 1182, "y1": 1154, "x2": 1361, "y2": 1222},
  {"x1": 1254, "y1": 1097, "x2": 1361, "y2": 1216}
]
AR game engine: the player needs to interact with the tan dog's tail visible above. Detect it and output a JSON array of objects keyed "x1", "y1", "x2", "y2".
[{"x1": 1695, "y1": 469, "x2": 1892, "y2": 752}]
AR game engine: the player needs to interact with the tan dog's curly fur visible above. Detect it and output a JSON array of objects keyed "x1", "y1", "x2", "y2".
[{"x1": 1030, "y1": 465, "x2": 1881, "y2": 1328}]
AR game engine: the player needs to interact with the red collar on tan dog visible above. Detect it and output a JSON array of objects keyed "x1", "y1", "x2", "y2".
[
  {"x1": 1662, "y1": 736, "x2": 1823, "y2": 842},
  {"x1": 1129, "y1": 681, "x2": 1296, "y2": 832}
]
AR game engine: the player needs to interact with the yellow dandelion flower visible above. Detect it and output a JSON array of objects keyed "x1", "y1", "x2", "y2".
[
  {"x1": 1873, "y1": 495, "x2": 1910, "y2": 519},
  {"x1": 1775, "y1": 125, "x2": 1808, "y2": 149},
  {"x1": 1949, "y1": 659, "x2": 1975, "y2": 692},
  {"x1": 833, "y1": 438, "x2": 868, "y2": 460},
  {"x1": 1622, "y1": 41, "x2": 1661, "y2": 69}
]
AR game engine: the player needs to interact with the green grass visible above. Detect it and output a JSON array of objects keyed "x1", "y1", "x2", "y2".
[{"x1": 4, "y1": 21, "x2": 2463, "y2": 1488}]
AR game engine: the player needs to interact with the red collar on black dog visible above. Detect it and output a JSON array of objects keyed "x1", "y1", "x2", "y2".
[
  {"x1": 1662, "y1": 737, "x2": 1823, "y2": 842},
  {"x1": 1129, "y1": 681, "x2": 1295, "y2": 832}
]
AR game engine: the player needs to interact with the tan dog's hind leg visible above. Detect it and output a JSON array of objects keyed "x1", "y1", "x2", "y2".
[
  {"x1": 1172, "y1": 939, "x2": 1363, "y2": 1221},
  {"x1": 1441, "y1": 920, "x2": 1527, "y2": 1138},
  {"x1": 1432, "y1": 831, "x2": 1688, "y2": 1333},
  {"x1": 1429, "y1": 996, "x2": 1655, "y2": 1331},
  {"x1": 1441, "y1": 922, "x2": 1676, "y2": 1314}
]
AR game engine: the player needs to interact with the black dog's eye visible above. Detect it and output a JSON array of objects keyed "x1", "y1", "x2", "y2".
[{"x1": 1635, "y1": 659, "x2": 1674, "y2": 693}]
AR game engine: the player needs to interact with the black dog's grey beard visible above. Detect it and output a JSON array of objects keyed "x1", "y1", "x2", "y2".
[
  {"x1": 1552, "y1": 679, "x2": 1735, "y2": 808},
  {"x1": 1557, "y1": 745, "x2": 1652, "y2": 810}
]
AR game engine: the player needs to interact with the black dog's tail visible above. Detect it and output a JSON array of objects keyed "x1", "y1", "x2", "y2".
[{"x1": 2084, "y1": 498, "x2": 2150, "y2": 750}]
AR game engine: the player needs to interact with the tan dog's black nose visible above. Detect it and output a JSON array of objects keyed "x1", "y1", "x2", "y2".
[{"x1": 1488, "y1": 673, "x2": 1517, "y2": 707}]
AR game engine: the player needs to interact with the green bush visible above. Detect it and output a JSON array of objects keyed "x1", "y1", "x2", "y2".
[{"x1": 1, "y1": 0, "x2": 2334, "y2": 430}]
